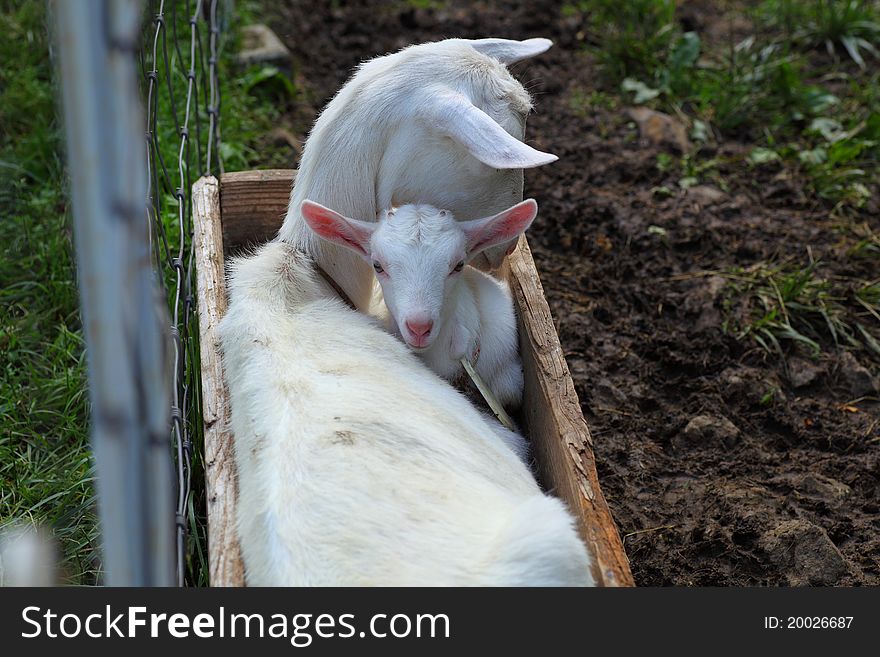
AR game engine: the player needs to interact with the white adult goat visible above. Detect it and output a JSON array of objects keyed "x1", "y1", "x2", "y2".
[
  {"x1": 281, "y1": 37, "x2": 557, "y2": 311},
  {"x1": 301, "y1": 199, "x2": 537, "y2": 409},
  {"x1": 219, "y1": 242, "x2": 593, "y2": 586}
]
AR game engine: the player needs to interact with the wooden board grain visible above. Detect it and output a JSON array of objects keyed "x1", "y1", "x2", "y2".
[
  {"x1": 192, "y1": 176, "x2": 245, "y2": 587},
  {"x1": 196, "y1": 169, "x2": 634, "y2": 586},
  {"x1": 503, "y1": 239, "x2": 634, "y2": 587},
  {"x1": 218, "y1": 169, "x2": 296, "y2": 248}
]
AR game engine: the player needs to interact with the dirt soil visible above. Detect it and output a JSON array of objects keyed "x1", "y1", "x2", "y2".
[{"x1": 262, "y1": 0, "x2": 879, "y2": 585}]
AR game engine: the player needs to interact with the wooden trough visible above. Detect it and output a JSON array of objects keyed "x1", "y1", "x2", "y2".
[{"x1": 193, "y1": 169, "x2": 634, "y2": 587}]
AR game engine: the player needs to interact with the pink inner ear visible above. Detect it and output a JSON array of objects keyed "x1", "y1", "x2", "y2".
[
  {"x1": 302, "y1": 203, "x2": 368, "y2": 255},
  {"x1": 494, "y1": 202, "x2": 536, "y2": 238},
  {"x1": 470, "y1": 200, "x2": 537, "y2": 253}
]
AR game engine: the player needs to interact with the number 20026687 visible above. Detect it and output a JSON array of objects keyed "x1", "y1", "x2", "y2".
[{"x1": 764, "y1": 617, "x2": 853, "y2": 629}]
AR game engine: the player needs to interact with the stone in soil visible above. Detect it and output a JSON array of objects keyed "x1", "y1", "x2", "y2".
[
  {"x1": 799, "y1": 473, "x2": 852, "y2": 504},
  {"x1": 685, "y1": 184, "x2": 725, "y2": 206},
  {"x1": 788, "y1": 357, "x2": 824, "y2": 389},
  {"x1": 758, "y1": 519, "x2": 849, "y2": 586},
  {"x1": 626, "y1": 107, "x2": 691, "y2": 153},
  {"x1": 838, "y1": 352, "x2": 878, "y2": 397},
  {"x1": 674, "y1": 414, "x2": 741, "y2": 450},
  {"x1": 237, "y1": 24, "x2": 291, "y2": 66}
]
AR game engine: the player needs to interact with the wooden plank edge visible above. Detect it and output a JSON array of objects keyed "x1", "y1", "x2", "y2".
[
  {"x1": 192, "y1": 175, "x2": 246, "y2": 587},
  {"x1": 507, "y1": 236, "x2": 634, "y2": 587}
]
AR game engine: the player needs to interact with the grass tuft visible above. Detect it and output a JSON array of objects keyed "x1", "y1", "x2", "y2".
[
  {"x1": 759, "y1": 0, "x2": 880, "y2": 69},
  {"x1": 722, "y1": 260, "x2": 880, "y2": 362}
]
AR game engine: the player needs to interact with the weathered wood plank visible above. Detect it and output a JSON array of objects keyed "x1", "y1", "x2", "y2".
[
  {"x1": 192, "y1": 175, "x2": 245, "y2": 587},
  {"x1": 504, "y1": 238, "x2": 634, "y2": 587},
  {"x1": 202, "y1": 169, "x2": 634, "y2": 586},
  {"x1": 219, "y1": 169, "x2": 297, "y2": 248}
]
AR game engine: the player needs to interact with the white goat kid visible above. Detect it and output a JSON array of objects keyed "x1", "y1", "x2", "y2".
[
  {"x1": 301, "y1": 199, "x2": 537, "y2": 409},
  {"x1": 281, "y1": 37, "x2": 556, "y2": 311},
  {"x1": 219, "y1": 242, "x2": 593, "y2": 586}
]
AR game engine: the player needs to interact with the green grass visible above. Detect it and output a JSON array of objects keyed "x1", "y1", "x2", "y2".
[
  {"x1": 219, "y1": 61, "x2": 297, "y2": 171},
  {"x1": 759, "y1": 0, "x2": 880, "y2": 68},
  {"x1": 722, "y1": 260, "x2": 880, "y2": 362},
  {"x1": 0, "y1": 1, "x2": 98, "y2": 583},
  {"x1": 566, "y1": 0, "x2": 677, "y2": 83}
]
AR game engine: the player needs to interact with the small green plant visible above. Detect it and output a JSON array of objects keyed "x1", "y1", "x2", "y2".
[
  {"x1": 403, "y1": 0, "x2": 448, "y2": 9},
  {"x1": 760, "y1": 386, "x2": 781, "y2": 406},
  {"x1": 239, "y1": 64, "x2": 297, "y2": 98},
  {"x1": 694, "y1": 39, "x2": 836, "y2": 134},
  {"x1": 655, "y1": 152, "x2": 675, "y2": 172},
  {"x1": 620, "y1": 31, "x2": 701, "y2": 103},
  {"x1": 794, "y1": 112, "x2": 880, "y2": 208},
  {"x1": 569, "y1": 87, "x2": 618, "y2": 116},
  {"x1": 219, "y1": 60, "x2": 297, "y2": 171}
]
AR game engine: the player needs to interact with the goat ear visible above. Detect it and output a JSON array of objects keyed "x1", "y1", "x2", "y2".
[
  {"x1": 463, "y1": 199, "x2": 538, "y2": 255},
  {"x1": 300, "y1": 200, "x2": 374, "y2": 257},
  {"x1": 421, "y1": 91, "x2": 558, "y2": 169},
  {"x1": 466, "y1": 38, "x2": 553, "y2": 64}
]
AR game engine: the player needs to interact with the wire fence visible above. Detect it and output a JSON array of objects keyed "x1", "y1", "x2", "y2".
[
  {"x1": 51, "y1": 0, "x2": 226, "y2": 586},
  {"x1": 140, "y1": 0, "x2": 224, "y2": 585}
]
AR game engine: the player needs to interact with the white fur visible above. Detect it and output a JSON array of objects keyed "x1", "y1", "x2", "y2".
[
  {"x1": 219, "y1": 242, "x2": 593, "y2": 586},
  {"x1": 280, "y1": 37, "x2": 556, "y2": 311},
  {"x1": 302, "y1": 200, "x2": 536, "y2": 409}
]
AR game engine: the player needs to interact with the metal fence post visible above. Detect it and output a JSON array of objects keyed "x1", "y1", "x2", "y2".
[{"x1": 54, "y1": 0, "x2": 175, "y2": 586}]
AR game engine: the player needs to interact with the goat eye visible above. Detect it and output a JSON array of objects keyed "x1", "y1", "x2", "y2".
[
  {"x1": 372, "y1": 262, "x2": 384, "y2": 274},
  {"x1": 453, "y1": 261, "x2": 464, "y2": 273}
]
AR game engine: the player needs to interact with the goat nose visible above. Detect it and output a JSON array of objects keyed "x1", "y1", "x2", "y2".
[{"x1": 405, "y1": 318, "x2": 433, "y2": 338}]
